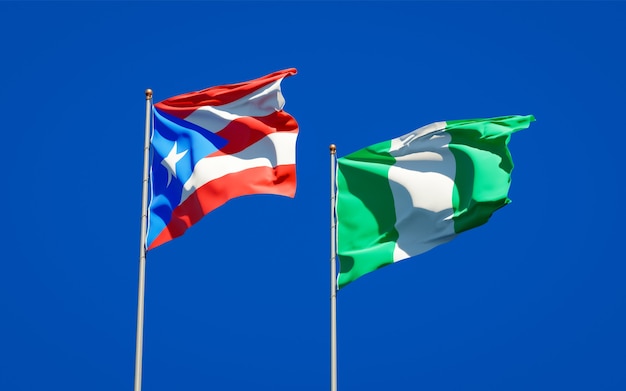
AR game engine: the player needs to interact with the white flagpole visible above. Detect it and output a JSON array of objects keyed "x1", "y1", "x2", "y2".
[
  {"x1": 330, "y1": 144, "x2": 338, "y2": 391},
  {"x1": 134, "y1": 88, "x2": 153, "y2": 391}
]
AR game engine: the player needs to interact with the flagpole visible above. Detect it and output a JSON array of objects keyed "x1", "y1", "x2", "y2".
[
  {"x1": 330, "y1": 144, "x2": 338, "y2": 391},
  {"x1": 134, "y1": 88, "x2": 152, "y2": 391}
]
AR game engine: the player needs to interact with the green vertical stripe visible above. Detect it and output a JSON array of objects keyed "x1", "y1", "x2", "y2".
[
  {"x1": 447, "y1": 115, "x2": 535, "y2": 233},
  {"x1": 336, "y1": 140, "x2": 398, "y2": 289}
]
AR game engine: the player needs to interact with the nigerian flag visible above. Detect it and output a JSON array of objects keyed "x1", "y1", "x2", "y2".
[{"x1": 336, "y1": 115, "x2": 535, "y2": 289}]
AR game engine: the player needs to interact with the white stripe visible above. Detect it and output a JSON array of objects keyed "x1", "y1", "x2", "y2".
[
  {"x1": 387, "y1": 121, "x2": 457, "y2": 262},
  {"x1": 180, "y1": 132, "x2": 297, "y2": 203},
  {"x1": 183, "y1": 79, "x2": 285, "y2": 132}
]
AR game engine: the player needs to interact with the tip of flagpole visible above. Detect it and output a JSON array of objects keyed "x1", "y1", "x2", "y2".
[
  {"x1": 145, "y1": 89, "x2": 153, "y2": 99},
  {"x1": 330, "y1": 144, "x2": 336, "y2": 154}
]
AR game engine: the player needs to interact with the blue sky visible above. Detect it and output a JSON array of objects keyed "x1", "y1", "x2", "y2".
[{"x1": 1, "y1": 2, "x2": 625, "y2": 390}]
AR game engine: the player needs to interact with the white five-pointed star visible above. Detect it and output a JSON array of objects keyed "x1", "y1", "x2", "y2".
[{"x1": 161, "y1": 141, "x2": 188, "y2": 186}]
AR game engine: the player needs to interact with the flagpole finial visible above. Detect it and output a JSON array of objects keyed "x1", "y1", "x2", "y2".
[
  {"x1": 145, "y1": 89, "x2": 153, "y2": 99},
  {"x1": 330, "y1": 144, "x2": 336, "y2": 154}
]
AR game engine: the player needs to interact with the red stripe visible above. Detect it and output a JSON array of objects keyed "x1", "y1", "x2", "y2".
[
  {"x1": 154, "y1": 68, "x2": 297, "y2": 118},
  {"x1": 147, "y1": 164, "x2": 296, "y2": 250},
  {"x1": 208, "y1": 111, "x2": 298, "y2": 156}
]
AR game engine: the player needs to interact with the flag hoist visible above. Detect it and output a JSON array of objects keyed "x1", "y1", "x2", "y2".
[
  {"x1": 330, "y1": 115, "x2": 533, "y2": 389},
  {"x1": 134, "y1": 70, "x2": 299, "y2": 391}
]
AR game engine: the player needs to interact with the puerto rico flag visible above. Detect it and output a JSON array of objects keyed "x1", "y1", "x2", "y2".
[{"x1": 146, "y1": 69, "x2": 299, "y2": 250}]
